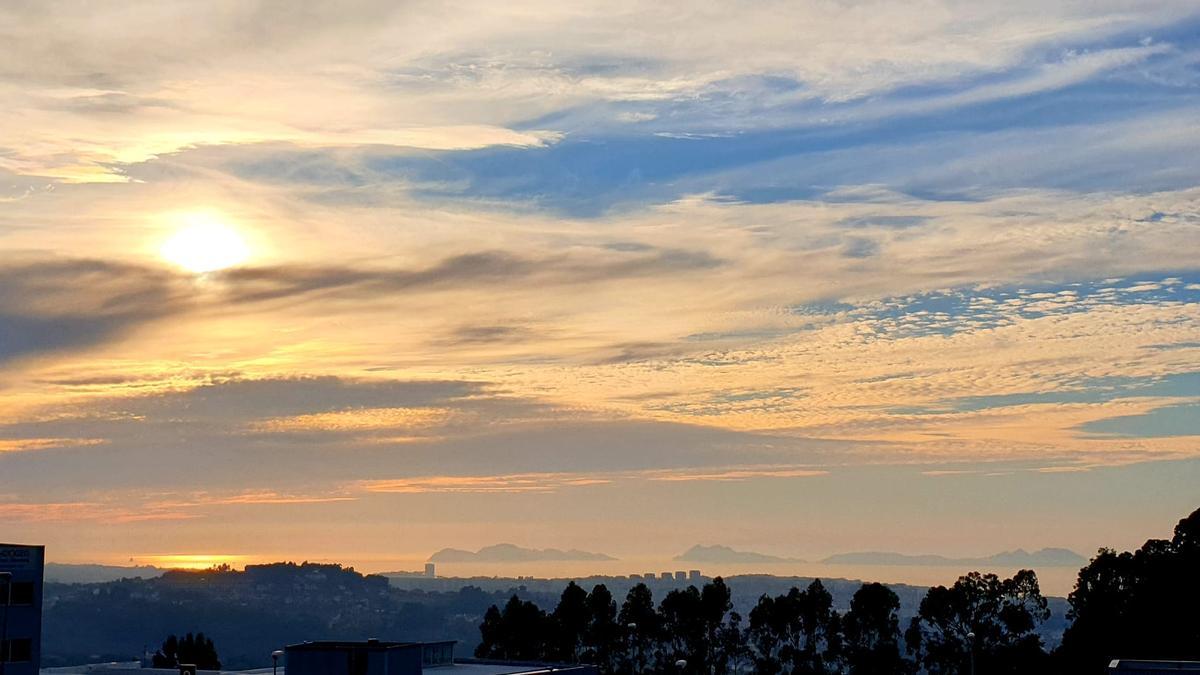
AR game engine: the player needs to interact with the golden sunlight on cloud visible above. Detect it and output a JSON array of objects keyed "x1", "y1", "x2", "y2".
[
  {"x1": 644, "y1": 467, "x2": 830, "y2": 482},
  {"x1": 358, "y1": 473, "x2": 605, "y2": 494},
  {"x1": 249, "y1": 407, "x2": 450, "y2": 433},
  {"x1": 0, "y1": 438, "x2": 106, "y2": 453}
]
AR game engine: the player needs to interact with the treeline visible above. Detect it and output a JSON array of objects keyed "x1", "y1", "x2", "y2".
[
  {"x1": 478, "y1": 507, "x2": 1200, "y2": 675},
  {"x1": 42, "y1": 565, "x2": 510, "y2": 669}
]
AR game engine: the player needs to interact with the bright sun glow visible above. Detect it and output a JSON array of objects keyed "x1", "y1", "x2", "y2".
[
  {"x1": 140, "y1": 554, "x2": 251, "y2": 570},
  {"x1": 160, "y1": 214, "x2": 251, "y2": 273}
]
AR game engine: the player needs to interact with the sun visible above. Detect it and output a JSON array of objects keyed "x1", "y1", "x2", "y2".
[{"x1": 160, "y1": 213, "x2": 251, "y2": 273}]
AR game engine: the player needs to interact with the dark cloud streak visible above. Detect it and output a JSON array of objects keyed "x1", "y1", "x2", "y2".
[{"x1": 0, "y1": 246, "x2": 721, "y2": 363}]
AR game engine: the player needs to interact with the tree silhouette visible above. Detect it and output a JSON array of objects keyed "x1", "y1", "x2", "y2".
[
  {"x1": 796, "y1": 579, "x2": 841, "y2": 674},
  {"x1": 749, "y1": 580, "x2": 843, "y2": 675},
  {"x1": 583, "y1": 584, "x2": 621, "y2": 672},
  {"x1": 905, "y1": 570, "x2": 1049, "y2": 675},
  {"x1": 842, "y1": 583, "x2": 908, "y2": 675},
  {"x1": 476, "y1": 595, "x2": 551, "y2": 660},
  {"x1": 1056, "y1": 506, "x2": 1200, "y2": 673},
  {"x1": 659, "y1": 584, "x2": 706, "y2": 673},
  {"x1": 617, "y1": 583, "x2": 660, "y2": 675},
  {"x1": 551, "y1": 581, "x2": 590, "y2": 663},
  {"x1": 151, "y1": 632, "x2": 221, "y2": 670}
]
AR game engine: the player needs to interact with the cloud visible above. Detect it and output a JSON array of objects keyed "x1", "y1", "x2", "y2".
[
  {"x1": 2, "y1": 1, "x2": 1196, "y2": 181},
  {"x1": 356, "y1": 464, "x2": 829, "y2": 493},
  {"x1": 0, "y1": 258, "x2": 189, "y2": 363},
  {"x1": 0, "y1": 245, "x2": 722, "y2": 364},
  {"x1": 214, "y1": 247, "x2": 721, "y2": 304},
  {"x1": 0, "y1": 500, "x2": 198, "y2": 524},
  {"x1": 0, "y1": 438, "x2": 106, "y2": 453},
  {"x1": 643, "y1": 466, "x2": 829, "y2": 482},
  {"x1": 359, "y1": 472, "x2": 610, "y2": 494}
]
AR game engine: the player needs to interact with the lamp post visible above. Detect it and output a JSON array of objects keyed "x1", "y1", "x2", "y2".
[
  {"x1": 626, "y1": 623, "x2": 638, "y2": 674},
  {"x1": 0, "y1": 571, "x2": 11, "y2": 675},
  {"x1": 271, "y1": 650, "x2": 284, "y2": 675},
  {"x1": 966, "y1": 632, "x2": 976, "y2": 675}
]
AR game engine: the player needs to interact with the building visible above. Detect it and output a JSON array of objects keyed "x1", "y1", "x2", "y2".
[
  {"x1": 285, "y1": 641, "x2": 597, "y2": 675},
  {"x1": 1109, "y1": 661, "x2": 1200, "y2": 673},
  {"x1": 424, "y1": 564, "x2": 436, "y2": 579},
  {"x1": 688, "y1": 570, "x2": 701, "y2": 581},
  {"x1": 673, "y1": 572, "x2": 686, "y2": 581},
  {"x1": 286, "y1": 640, "x2": 425, "y2": 675},
  {"x1": 46, "y1": 640, "x2": 597, "y2": 675},
  {"x1": 1, "y1": 542, "x2": 44, "y2": 675},
  {"x1": 659, "y1": 572, "x2": 672, "y2": 580},
  {"x1": 642, "y1": 573, "x2": 655, "y2": 581}
]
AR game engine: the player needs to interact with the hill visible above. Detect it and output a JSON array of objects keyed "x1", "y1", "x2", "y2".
[
  {"x1": 427, "y1": 543, "x2": 617, "y2": 562},
  {"x1": 45, "y1": 563, "x2": 165, "y2": 584},
  {"x1": 674, "y1": 544, "x2": 802, "y2": 563},
  {"x1": 821, "y1": 547, "x2": 1086, "y2": 567}
]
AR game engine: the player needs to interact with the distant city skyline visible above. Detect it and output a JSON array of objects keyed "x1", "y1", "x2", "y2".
[{"x1": 2, "y1": 2, "x2": 1198, "y2": 572}]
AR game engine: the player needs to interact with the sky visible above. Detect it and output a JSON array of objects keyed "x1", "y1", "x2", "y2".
[{"x1": 1, "y1": 1, "x2": 1198, "y2": 583}]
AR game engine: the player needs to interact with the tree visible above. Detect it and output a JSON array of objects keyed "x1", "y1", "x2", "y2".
[
  {"x1": 714, "y1": 610, "x2": 753, "y2": 675},
  {"x1": 475, "y1": 595, "x2": 551, "y2": 661},
  {"x1": 699, "y1": 578, "x2": 740, "y2": 675},
  {"x1": 1056, "y1": 507, "x2": 1200, "y2": 673},
  {"x1": 749, "y1": 589, "x2": 799, "y2": 675},
  {"x1": 152, "y1": 632, "x2": 221, "y2": 670},
  {"x1": 748, "y1": 580, "x2": 841, "y2": 675},
  {"x1": 795, "y1": 579, "x2": 841, "y2": 674},
  {"x1": 618, "y1": 583, "x2": 661, "y2": 675},
  {"x1": 659, "y1": 584, "x2": 706, "y2": 673},
  {"x1": 551, "y1": 581, "x2": 591, "y2": 663},
  {"x1": 656, "y1": 579, "x2": 742, "y2": 675},
  {"x1": 905, "y1": 570, "x2": 1049, "y2": 675},
  {"x1": 842, "y1": 583, "x2": 909, "y2": 675},
  {"x1": 584, "y1": 584, "x2": 621, "y2": 672}
]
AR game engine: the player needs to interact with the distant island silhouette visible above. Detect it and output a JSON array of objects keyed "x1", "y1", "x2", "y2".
[
  {"x1": 821, "y1": 547, "x2": 1086, "y2": 567},
  {"x1": 428, "y1": 543, "x2": 617, "y2": 562},
  {"x1": 674, "y1": 544, "x2": 804, "y2": 563}
]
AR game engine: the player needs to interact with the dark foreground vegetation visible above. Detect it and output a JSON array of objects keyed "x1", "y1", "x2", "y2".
[
  {"x1": 475, "y1": 506, "x2": 1200, "y2": 675},
  {"x1": 41, "y1": 507, "x2": 1196, "y2": 673}
]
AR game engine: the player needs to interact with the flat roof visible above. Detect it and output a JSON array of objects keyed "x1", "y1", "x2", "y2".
[
  {"x1": 286, "y1": 641, "x2": 417, "y2": 651},
  {"x1": 435, "y1": 666, "x2": 590, "y2": 675}
]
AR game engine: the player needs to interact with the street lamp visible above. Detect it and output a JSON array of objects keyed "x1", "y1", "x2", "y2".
[
  {"x1": 0, "y1": 571, "x2": 11, "y2": 675},
  {"x1": 271, "y1": 650, "x2": 284, "y2": 675},
  {"x1": 966, "y1": 632, "x2": 976, "y2": 675}
]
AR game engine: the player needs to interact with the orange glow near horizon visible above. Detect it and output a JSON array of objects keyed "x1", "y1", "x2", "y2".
[{"x1": 139, "y1": 554, "x2": 253, "y2": 570}]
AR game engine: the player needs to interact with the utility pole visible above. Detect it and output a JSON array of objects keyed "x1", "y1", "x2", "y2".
[{"x1": 966, "y1": 632, "x2": 976, "y2": 675}]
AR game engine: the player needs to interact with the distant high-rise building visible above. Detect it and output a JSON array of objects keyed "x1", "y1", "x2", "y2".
[
  {"x1": 660, "y1": 572, "x2": 672, "y2": 580},
  {"x1": 644, "y1": 573, "x2": 656, "y2": 581},
  {"x1": 688, "y1": 570, "x2": 702, "y2": 581},
  {"x1": 424, "y1": 563, "x2": 436, "y2": 578},
  {"x1": 0, "y1": 542, "x2": 44, "y2": 675},
  {"x1": 674, "y1": 571, "x2": 686, "y2": 581}
]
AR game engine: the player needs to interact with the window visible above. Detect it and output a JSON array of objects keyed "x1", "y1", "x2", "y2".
[
  {"x1": 2, "y1": 639, "x2": 34, "y2": 663},
  {"x1": 5, "y1": 581, "x2": 35, "y2": 606}
]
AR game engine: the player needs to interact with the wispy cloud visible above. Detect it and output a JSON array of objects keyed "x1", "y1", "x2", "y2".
[
  {"x1": 358, "y1": 472, "x2": 609, "y2": 494},
  {"x1": 644, "y1": 467, "x2": 829, "y2": 482}
]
